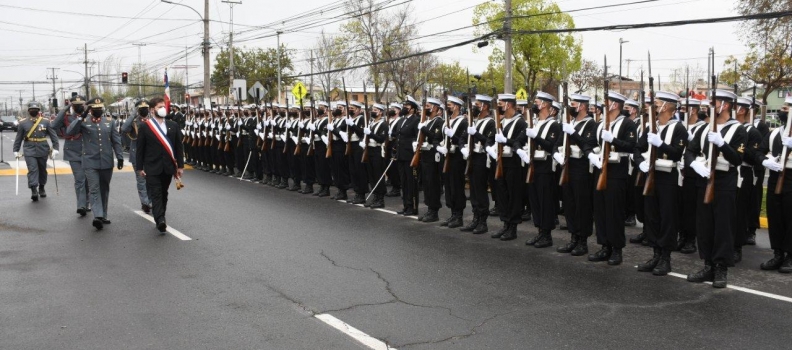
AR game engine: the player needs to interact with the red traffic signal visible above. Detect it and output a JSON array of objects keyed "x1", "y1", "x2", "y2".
[{"x1": 121, "y1": 72, "x2": 128, "y2": 84}]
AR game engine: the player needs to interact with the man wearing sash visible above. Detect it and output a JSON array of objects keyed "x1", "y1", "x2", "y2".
[
  {"x1": 13, "y1": 101, "x2": 59, "y2": 201},
  {"x1": 136, "y1": 97, "x2": 185, "y2": 233}
]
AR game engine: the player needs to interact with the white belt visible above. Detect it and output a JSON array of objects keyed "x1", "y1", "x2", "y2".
[
  {"x1": 741, "y1": 162, "x2": 753, "y2": 167},
  {"x1": 420, "y1": 142, "x2": 431, "y2": 151},
  {"x1": 655, "y1": 159, "x2": 677, "y2": 173},
  {"x1": 351, "y1": 135, "x2": 360, "y2": 142}
]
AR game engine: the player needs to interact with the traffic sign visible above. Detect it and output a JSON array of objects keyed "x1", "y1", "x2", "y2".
[
  {"x1": 292, "y1": 82, "x2": 308, "y2": 99},
  {"x1": 232, "y1": 79, "x2": 247, "y2": 101},
  {"x1": 249, "y1": 81, "x2": 267, "y2": 100},
  {"x1": 516, "y1": 88, "x2": 528, "y2": 101}
]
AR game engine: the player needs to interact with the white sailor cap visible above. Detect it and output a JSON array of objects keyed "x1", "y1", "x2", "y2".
[
  {"x1": 317, "y1": 101, "x2": 329, "y2": 108},
  {"x1": 349, "y1": 101, "x2": 364, "y2": 108},
  {"x1": 712, "y1": 89, "x2": 738, "y2": 101},
  {"x1": 498, "y1": 93, "x2": 516, "y2": 101},
  {"x1": 569, "y1": 94, "x2": 591, "y2": 102},
  {"x1": 736, "y1": 97, "x2": 753, "y2": 106},
  {"x1": 372, "y1": 103, "x2": 386, "y2": 111},
  {"x1": 389, "y1": 102, "x2": 402, "y2": 109},
  {"x1": 551, "y1": 101, "x2": 562, "y2": 110},
  {"x1": 475, "y1": 94, "x2": 493, "y2": 102},
  {"x1": 535, "y1": 91, "x2": 555, "y2": 102},
  {"x1": 595, "y1": 102, "x2": 604, "y2": 110},
  {"x1": 682, "y1": 98, "x2": 702, "y2": 106},
  {"x1": 656, "y1": 91, "x2": 680, "y2": 103},
  {"x1": 644, "y1": 97, "x2": 652, "y2": 104},
  {"x1": 625, "y1": 99, "x2": 640, "y2": 108},
  {"x1": 784, "y1": 96, "x2": 792, "y2": 105},
  {"x1": 404, "y1": 95, "x2": 419, "y2": 107},
  {"x1": 752, "y1": 100, "x2": 763, "y2": 107},
  {"x1": 427, "y1": 97, "x2": 442, "y2": 106},
  {"x1": 516, "y1": 99, "x2": 528, "y2": 106},
  {"x1": 447, "y1": 96, "x2": 464, "y2": 106},
  {"x1": 606, "y1": 91, "x2": 628, "y2": 103},
  {"x1": 335, "y1": 101, "x2": 347, "y2": 107}
]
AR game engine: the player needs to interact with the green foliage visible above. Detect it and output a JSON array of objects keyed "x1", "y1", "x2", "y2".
[{"x1": 211, "y1": 46, "x2": 295, "y2": 102}]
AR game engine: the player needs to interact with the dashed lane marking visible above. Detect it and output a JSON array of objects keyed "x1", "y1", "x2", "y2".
[
  {"x1": 315, "y1": 313, "x2": 396, "y2": 350},
  {"x1": 665, "y1": 272, "x2": 792, "y2": 303},
  {"x1": 133, "y1": 210, "x2": 192, "y2": 241}
]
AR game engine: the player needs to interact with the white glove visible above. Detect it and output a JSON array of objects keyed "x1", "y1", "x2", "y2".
[
  {"x1": 461, "y1": 147, "x2": 470, "y2": 159},
  {"x1": 553, "y1": 152, "x2": 565, "y2": 166},
  {"x1": 209, "y1": 131, "x2": 214, "y2": 137},
  {"x1": 526, "y1": 127, "x2": 539, "y2": 139},
  {"x1": 256, "y1": 123, "x2": 261, "y2": 130},
  {"x1": 467, "y1": 126, "x2": 477, "y2": 135},
  {"x1": 321, "y1": 135, "x2": 329, "y2": 145},
  {"x1": 690, "y1": 160, "x2": 711, "y2": 178},
  {"x1": 687, "y1": 130, "x2": 695, "y2": 142},
  {"x1": 436, "y1": 145, "x2": 448, "y2": 155},
  {"x1": 358, "y1": 141, "x2": 366, "y2": 148},
  {"x1": 763, "y1": 157, "x2": 784, "y2": 172},
  {"x1": 203, "y1": 131, "x2": 207, "y2": 137},
  {"x1": 209, "y1": 123, "x2": 214, "y2": 129},
  {"x1": 298, "y1": 121, "x2": 305, "y2": 128},
  {"x1": 224, "y1": 124, "x2": 230, "y2": 130},
  {"x1": 783, "y1": 136, "x2": 792, "y2": 148},
  {"x1": 412, "y1": 141, "x2": 418, "y2": 152},
  {"x1": 495, "y1": 132, "x2": 507, "y2": 144},
  {"x1": 708, "y1": 132, "x2": 725, "y2": 148},
  {"x1": 345, "y1": 117, "x2": 354, "y2": 126},
  {"x1": 588, "y1": 152, "x2": 602, "y2": 169},
  {"x1": 562, "y1": 123, "x2": 575, "y2": 135},
  {"x1": 601, "y1": 130, "x2": 614, "y2": 143},
  {"x1": 51, "y1": 150, "x2": 60, "y2": 159},
  {"x1": 485, "y1": 145, "x2": 498, "y2": 159},
  {"x1": 516, "y1": 149, "x2": 530, "y2": 164},
  {"x1": 418, "y1": 121, "x2": 427, "y2": 130},
  {"x1": 237, "y1": 120, "x2": 243, "y2": 126},
  {"x1": 308, "y1": 122, "x2": 316, "y2": 131},
  {"x1": 339, "y1": 131, "x2": 349, "y2": 143},
  {"x1": 259, "y1": 132, "x2": 266, "y2": 140},
  {"x1": 639, "y1": 160, "x2": 650, "y2": 173},
  {"x1": 363, "y1": 127, "x2": 371, "y2": 135},
  {"x1": 290, "y1": 136, "x2": 298, "y2": 144},
  {"x1": 190, "y1": 131, "x2": 195, "y2": 137},
  {"x1": 303, "y1": 137, "x2": 311, "y2": 144},
  {"x1": 647, "y1": 132, "x2": 662, "y2": 147},
  {"x1": 267, "y1": 132, "x2": 274, "y2": 139},
  {"x1": 14, "y1": 152, "x2": 21, "y2": 159},
  {"x1": 444, "y1": 127, "x2": 454, "y2": 137},
  {"x1": 327, "y1": 123, "x2": 335, "y2": 132}
]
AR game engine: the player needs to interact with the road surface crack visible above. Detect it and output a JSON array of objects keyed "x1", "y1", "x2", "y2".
[{"x1": 393, "y1": 310, "x2": 516, "y2": 348}]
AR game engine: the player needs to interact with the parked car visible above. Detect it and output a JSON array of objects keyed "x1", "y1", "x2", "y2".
[{"x1": 0, "y1": 115, "x2": 19, "y2": 132}]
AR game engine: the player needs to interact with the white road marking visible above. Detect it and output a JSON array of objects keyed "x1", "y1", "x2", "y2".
[
  {"x1": 667, "y1": 272, "x2": 792, "y2": 303},
  {"x1": 133, "y1": 210, "x2": 192, "y2": 241},
  {"x1": 315, "y1": 314, "x2": 396, "y2": 350},
  {"x1": 375, "y1": 208, "x2": 397, "y2": 215}
]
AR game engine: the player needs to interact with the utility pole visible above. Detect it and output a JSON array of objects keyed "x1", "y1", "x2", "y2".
[
  {"x1": 18, "y1": 90, "x2": 23, "y2": 117},
  {"x1": 47, "y1": 68, "x2": 59, "y2": 112},
  {"x1": 133, "y1": 43, "x2": 147, "y2": 98},
  {"x1": 503, "y1": 0, "x2": 513, "y2": 94},
  {"x1": 83, "y1": 43, "x2": 90, "y2": 98},
  {"x1": 222, "y1": 0, "x2": 241, "y2": 103},
  {"x1": 619, "y1": 38, "x2": 628, "y2": 94},
  {"x1": 277, "y1": 31, "x2": 282, "y2": 103},
  {"x1": 32, "y1": 82, "x2": 36, "y2": 102},
  {"x1": 204, "y1": 0, "x2": 211, "y2": 107}
]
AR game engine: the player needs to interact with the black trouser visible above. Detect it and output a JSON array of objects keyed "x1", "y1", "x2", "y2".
[
  {"x1": 443, "y1": 152, "x2": 466, "y2": 213},
  {"x1": 260, "y1": 143, "x2": 271, "y2": 176},
  {"x1": 275, "y1": 141, "x2": 289, "y2": 179},
  {"x1": 332, "y1": 141, "x2": 350, "y2": 191},
  {"x1": 497, "y1": 164, "x2": 524, "y2": 224},
  {"x1": 528, "y1": 170, "x2": 557, "y2": 232},
  {"x1": 314, "y1": 142, "x2": 332, "y2": 186},
  {"x1": 680, "y1": 176, "x2": 698, "y2": 242},
  {"x1": 286, "y1": 141, "x2": 301, "y2": 182},
  {"x1": 733, "y1": 166, "x2": 755, "y2": 248},
  {"x1": 563, "y1": 165, "x2": 594, "y2": 237},
  {"x1": 626, "y1": 170, "x2": 637, "y2": 218},
  {"x1": 421, "y1": 151, "x2": 441, "y2": 211},
  {"x1": 751, "y1": 168, "x2": 765, "y2": 233},
  {"x1": 593, "y1": 173, "x2": 627, "y2": 249},
  {"x1": 696, "y1": 185, "x2": 737, "y2": 266},
  {"x1": 366, "y1": 147, "x2": 387, "y2": 195},
  {"x1": 300, "y1": 142, "x2": 315, "y2": 185},
  {"x1": 348, "y1": 144, "x2": 368, "y2": 195},
  {"x1": 387, "y1": 152, "x2": 401, "y2": 189},
  {"x1": 469, "y1": 153, "x2": 490, "y2": 216},
  {"x1": 145, "y1": 172, "x2": 172, "y2": 225},
  {"x1": 399, "y1": 160, "x2": 418, "y2": 209},
  {"x1": 644, "y1": 172, "x2": 680, "y2": 252},
  {"x1": 488, "y1": 162, "x2": 499, "y2": 208},
  {"x1": 767, "y1": 176, "x2": 792, "y2": 253},
  {"x1": 633, "y1": 177, "x2": 646, "y2": 224}
]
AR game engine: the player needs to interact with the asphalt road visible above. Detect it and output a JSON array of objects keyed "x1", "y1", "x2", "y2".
[{"x1": 1, "y1": 133, "x2": 791, "y2": 349}]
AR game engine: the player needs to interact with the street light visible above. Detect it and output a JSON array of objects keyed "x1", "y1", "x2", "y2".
[
  {"x1": 619, "y1": 38, "x2": 629, "y2": 94},
  {"x1": 161, "y1": 0, "x2": 211, "y2": 107}
]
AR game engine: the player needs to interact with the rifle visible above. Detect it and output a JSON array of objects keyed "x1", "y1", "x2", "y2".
[
  {"x1": 442, "y1": 90, "x2": 452, "y2": 173},
  {"x1": 635, "y1": 71, "x2": 647, "y2": 187},
  {"x1": 750, "y1": 85, "x2": 757, "y2": 125},
  {"x1": 204, "y1": 111, "x2": 212, "y2": 147},
  {"x1": 559, "y1": 82, "x2": 571, "y2": 186},
  {"x1": 361, "y1": 83, "x2": 371, "y2": 163},
  {"x1": 342, "y1": 78, "x2": 352, "y2": 156},
  {"x1": 643, "y1": 52, "x2": 657, "y2": 196},
  {"x1": 494, "y1": 88, "x2": 504, "y2": 180},
  {"x1": 219, "y1": 113, "x2": 226, "y2": 151},
  {"x1": 260, "y1": 103, "x2": 271, "y2": 152},
  {"x1": 777, "y1": 109, "x2": 792, "y2": 194},
  {"x1": 465, "y1": 70, "x2": 474, "y2": 176},
  {"x1": 411, "y1": 90, "x2": 429, "y2": 168},
  {"x1": 596, "y1": 56, "x2": 610, "y2": 191},
  {"x1": 307, "y1": 97, "x2": 316, "y2": 157},
  {"x1": 704, "y1": 49, "x2": 719, "y2": 204},
  {"x1": 294, "y1": 95, "x2": 305, "y2": 156},
  {"x1": 525, "y1": 89, "x2": 536, "y2": 183},
  {"x1": 270, "y1": 103, "x2": 278, "y2": 150},
  {"x1": 283, "y1": 97, "x2": 291, "y2": 154},
  {"x1": 326, "y1": 96, "x2": 334, "y2": 158}
]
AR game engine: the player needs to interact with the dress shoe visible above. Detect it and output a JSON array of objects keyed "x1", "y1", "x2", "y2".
[
  {"x1": 317, "y1": 186, "x2": 331, "y2": 197},
  {"x1": 629, "y1": 232, "x2": 646, "y2": 244},
  {"x1": 761, "y1": 250, "x2": 786, "y2": 270},
  {"x1": 385, "y1": 188, "x2": 401, "y2": 197},
  {"x1": 779, "y1": 256, "x2": 792, "y2": 274},
  {"x1": 92, "y1": 218, "x2": 104, "y2": 230},
  {"x1": 30, "y1": 187, "x2": 39, "y2": 202},
  {"x1": 302, "y1": 184, "x2": 314, "y2": 195},
  {"x1": 525, "y1": 234, "x2": 541, "y2": 246},
  {"x1": 588, "y1": 246, "x2": 612, "y2": 262},
  {"x1": 38, "y1": 186, "x2": 46, "y2": 198},
  {"x1": 472, "y1": 220, "x2": 489, "y2": 234},
  {"x1": 712, "y1": 264, "x2": 728, "y2": 288},
  {"x1": 447, "y1": 215, "x2": 463, "y2": 229},
  {"x1": 680, "y1": 240, "x2": 697, "y2": 254},
  {"x1": 571, "y1": 240, "x2": 589, "y2": 256},
  {"x1": 652, "y1": 255, "x2": 671, "y2": 276},
  {"x1": 733, "y1": 248, "x2": 743, "y2": 264},
  {"x1": 77, "y1": 207, "x2": 87, "y2": 217},
  {"x1": 142, "y1": 204, "x2": 151, "y2": 214},
  {"x1": 500, "y1": 225, "x2": 517, "y2": 241},
  {"x1": 421, "y1": 210, "x2": 439, "y2": 223},
  {"x1": 687, "y1": 263, "x2": 714, "y2": 283},
  {"x1": 638, "y1": 248, "x2": 662, "y2": 272},
  {"x1": 400, "y1": 208, "x2": 417, "y2": 216},
  {"x1": 491, "y1": 223, "x2": 510, "y2": 239},
  {"x1": 157, "y1": 220, "x2": 167, "y2": 233},
  {"x1": 489, "y1": 206, "x2": 499, "y2": 216},
  {"x1": 521, "y1": 209, "x2": 532, "y2": 221},
  {"x1": 439, "y1": 216, "x2": 452, "y2": 227},
  {"x1": 369, "y1": 196, "x2": 385, "y2": 209},
  {"x1": 624, "y1": 215, "x2": 636, "y2": 227},
  {"x1": 745, "y1": 232, "x2": 756, "y2": 246},
  {"x1": 533, "y1": 232, "x2": 553, "y2": 248},
  {"x1": 459, "y1": 215, "x2": 479, "y2": 232},
  {"x1": 100, "y1": 218, "x2": 112, "y2": 224},
  {"x1": 557, "y1": 234, "x2": 579, "y2": 253},
  {"x1": 607, "y1": 248, "x2": 623, "y2": 265},
  {"x1": 288, "y1": 184, "x2": 301, "y2": 191}
]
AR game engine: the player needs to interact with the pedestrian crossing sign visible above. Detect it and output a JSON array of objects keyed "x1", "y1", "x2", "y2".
[{"x1": 516, "y1": 88, "x2": 528, "y2": 101}]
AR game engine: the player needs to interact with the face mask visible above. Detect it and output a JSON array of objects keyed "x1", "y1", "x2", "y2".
[
  {"x1": 471, "y1": 106, "x2": 481, "y2": 116},
  {"x1": 279, "y1": 111, "x2": 286, "y2": 117},
  {"x1": 399, "y1": 108, "x2": 408, "y2": 116},
  {"x1": 288, "y1": 112, "x2": 298, "y2": 118},
  {"x1": 303, "y1": 110, "x2": 311, "y2": 117},
  {"x1": 424, "y1": 108, "x2": 432, "y2": 115},
  {"x1": 371, "y1": 112, "x2": 379, "y2": 118},
  {"x1": 497, "y1": 107, "x2": 506, "y2": 115},
  {"x1": 318, "y1": 108, "x2": 326, "y2": 115},
  {"x1": 91, "y1": 109, "x2": 104, "y2": 118},
  {"x1": 73, "y1": 105, "x2": 85, "y2": 114},
  {"x1": 779, "y1": 111, "x2": 789, "y2": 122},
  {"x1": 157, "y1": 107, "x2": 167, "y2": 117},
  {"x1": 697, "y1": 111, "x2": 708, "y2": 120},
  {"x1": 678, "y1": 111, "x2": 686, "y2": 119},
  {"x1": 387, "y1": 110, "x2": 396, "y2": 117},
  {"x1": 567, "y1": 106, "x2": 577, "y2": 116},
  {"x1": 620, "y1": 110, "x2": 630, "y2": 118},
  {"x1": 332, "y1": 109, "x2": 342, "y2": 117},
  {"x1": 139, "y1": 108, "x2": 149, "y2": 117},
  {"x1": 531, "y1": 104, "x2": 540, "y2": 114},
  {"x1": 28, "y1": 110, "x2": 39, "y2": 117}
]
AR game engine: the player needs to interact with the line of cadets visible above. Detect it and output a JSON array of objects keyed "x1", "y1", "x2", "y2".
[{"x1": 178, "y1": 91, "x2": 792, "y2": 288}]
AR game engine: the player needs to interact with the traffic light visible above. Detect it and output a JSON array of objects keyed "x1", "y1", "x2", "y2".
[{"x1": 122, "y1": 72, "x2": 128, "y2": 84}]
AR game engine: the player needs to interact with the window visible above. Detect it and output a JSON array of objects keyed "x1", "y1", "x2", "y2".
[
  {"x1": 352, "y1": 94, "x2": 359, "y2": 101},
  {"x1": 778, "y1": 89, "x2": 791, "y2": 98}
]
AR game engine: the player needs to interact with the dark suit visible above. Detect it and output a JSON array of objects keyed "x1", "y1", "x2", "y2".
[{"x1": 136, "y1": 118, "x2": 185, "y2": 225}]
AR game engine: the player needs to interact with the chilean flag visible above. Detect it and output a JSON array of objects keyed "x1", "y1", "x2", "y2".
[{"x1": 164, "y1": 69, "x2": 171, "y2": 113}]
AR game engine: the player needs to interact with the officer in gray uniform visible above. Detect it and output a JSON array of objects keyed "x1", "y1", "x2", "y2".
[
  {"x1": 121, "y1": 100, "x2": 152, "y2": 214},
  {"x1": 13, "y1": 101, "x2": 59, "y2": 201},
  {"x1": 52, "y1": 95, "x2": 90, "y2": 215},
  {"x1": 66, "y1": 97, "x2": 124, "y2": 230}
]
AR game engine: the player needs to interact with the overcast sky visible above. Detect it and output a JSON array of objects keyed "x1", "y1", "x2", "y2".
[{"x1": 0, "y1": 0, "x2": 746, "y2": 106}]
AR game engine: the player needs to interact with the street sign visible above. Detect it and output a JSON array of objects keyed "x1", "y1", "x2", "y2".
[
  {"x1": 232, "y1": 79, "x2": 247, "y2": 101},
  {"x1": 516, "y1": 88, "x2": 528, "y2": 101},
  {"x1": 291, "y1": 82, "x2": 308, "y2": 103},
  {"x1": 249, "y1": 81, "x2": 267, "y2": 100}
]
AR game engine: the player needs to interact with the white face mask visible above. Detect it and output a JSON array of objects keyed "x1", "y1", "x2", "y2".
[{"x1": 157, "y1": 107, "x2": 167, "y2": 117}]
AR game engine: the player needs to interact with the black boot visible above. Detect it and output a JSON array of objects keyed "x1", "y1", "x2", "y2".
[
  {"x1": 653, "y1": 253, "x2": 672, "y2": 276},
  {"x1": 489, "y1": 206, "x2": 499, "y2": 216},
  {"x1": 745, "y1": 232, "x2": 757, "y2": 246},
  {"x1": 557, "y1": 234, "x2": 579, "y2": 253},
  {"x1": 385, "y1": 187, "x2": 401, "y2": 197},
  {"x1": 277, "y1": 178, "x2": 289, "y2": 189},
  {"x1": 761, "y1": 250, "x2": 786, "y2": 270},
  {"x1": 447, "y1": 212, "x2": 463, "y2": 229},
  {"x1": 607, "y1": 248, "x2": 623, "y2": 265},
  {"x1": 288, "y1": 181, "x2": 301, "y2": 191},
  {"x1": 30, "y1": 187, "x2": 39, "y2": 202},
  {"x1": 680, "y1": 240, "x2": 697, "y2": 254},
  {"x1": 525, "y1": 232, "x2": 541, "y2": 246},
  {"x1": 491, "y1": 223, "x2": 510, "y2": 239},
  {"x1": 571, "y1": 238, "x2": 589, "y2": 256},
  {"x1": 629, "y1": 232, "x2": 646, "y2": 244},
  {"x1": 302, "y1": 184, "x2": 314, "y2": 195},
  {"x1": 521, "y1": 209, "x2": 532, "y2": 221},
  {"x1": 439, "y1": 215, "x2": 453, "y2": 227},
  {"x1": 780, "y1": 255, "x2": 792, "y2": 274},
  {"x1": 624, "y1": 215, "x2": 636, "y2": 227},
  {"x1": 460, "y1": 214, "x2": 479, "y2": 232},
  {"x1": 687, "y1": 261, "x2": 714, "y2": 283},
  {"x1": 712, "y1": 264, "x2": 728, "y2": 288},
  {"x1": 317, "y1": 186, "x2": 331, "y2": 197},
  {"x1": 588, "y1": 246, "x2": 612, "y2": 262},
  {"x1": 733, "y1": 247, "x2": 743, "y2": 264},
  {"x1": 351, "y1": 193, "x2": 366, "y2": 205},
  {"x1": 500, "y1": 224, "x2": 517, "y2": 241},
  {"x1": 38, "y1": 185, "x2": 46, "y2": 198},
  {"x1": 534, "y1": 230, "x2": 553, "y2": 248},
  {"x1": 638, "y1": 247, "x2": 662, "y2": 272},
  {"x1": 370, "y1": 194, "x2": 385, "y2": 209},
  {"x1": 472, "y1": 216, "x2": 489, "y2": 234},
  {"x1": 422, "y1": 209, "x2": 439, "y2": 223}
]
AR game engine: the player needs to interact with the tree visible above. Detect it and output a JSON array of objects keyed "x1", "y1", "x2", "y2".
[
  {"x1": 568, "y1": 59, "x2": 602, "y2": 94},
  {"x1": 311, "y1": 30, "x2": 350, "y2": 101},
  {"x1": 473, "y1": 0, "x2": 583, "y2": 94},
  {"x1": 211, "y1": 46, "x2": 294, "y2": 103},
  {"x1": 428, "y1": 61, "x2": 471, "y2": 97}
]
